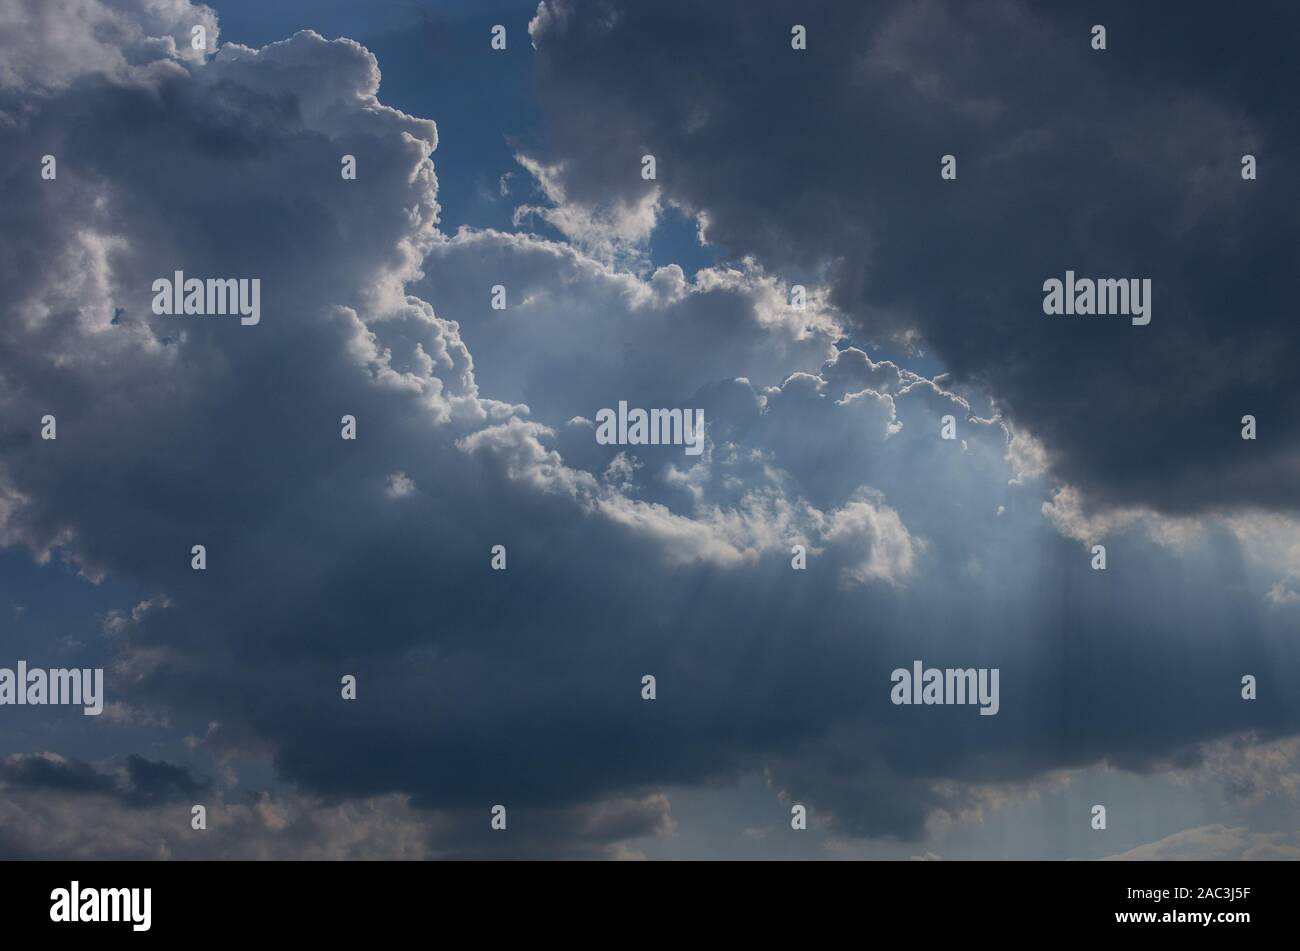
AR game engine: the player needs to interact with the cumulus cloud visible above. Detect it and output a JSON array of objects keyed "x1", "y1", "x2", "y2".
[
  {"x1": 0, "y1": 0, "x2": 1296, "y2": 859},
  {"x1": 510, "y1": 153, "x2": 660, "y2": 266},
  {"x1": 525, "y1": 0, "x2": 1300, "y2": 517},
  {"x1": 0, "y1": 0, "x2": 216, "y2": 95}
]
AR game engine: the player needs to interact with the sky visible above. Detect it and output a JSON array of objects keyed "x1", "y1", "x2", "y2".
[{"x1": 0, "y1": 0, "x2": 1297, "y2": 860}]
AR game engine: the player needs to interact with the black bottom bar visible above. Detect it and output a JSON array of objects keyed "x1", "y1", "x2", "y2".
[{"x1": 0, "y1": 859, "x2": 1285, "y2": 938}]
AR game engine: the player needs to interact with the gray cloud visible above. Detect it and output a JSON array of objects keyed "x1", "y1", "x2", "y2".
[
  {"x1": 525, "y1": 0, "x2": 1300, "y2": 517},
  {"x1": 0, "y1": 751, "x2": 208, "y2": 807},
  {"x1": 0, "y1": 0, "x2": 1296, "y2": 859},
  {"x1": 1106, "y1": 825, "x2": 1300, "y2": 861},
  {"x1": 0, "y1": 750, "x2": 669, "y2": 858}
]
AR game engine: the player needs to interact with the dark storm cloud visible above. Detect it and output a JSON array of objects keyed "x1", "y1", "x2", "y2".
[
  {"x1": 121, "y1": 754, "x2": 208, "y2": 805},
  {"x1": 526, "y1": 0, "x2": 1300, "y2": 516},
  {"x1": 0, "y1": 0, "x2": 1297, "y2": 858},
  {"x1": 0, "y1": 751, "x2": 207, "y2": 806},
  {"x1": 0, "y1": 752, "x2": 116, "y2": 796}
]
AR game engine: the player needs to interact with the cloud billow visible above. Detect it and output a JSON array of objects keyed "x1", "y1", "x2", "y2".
[
  {"x1": 526, "y1": 0, "x2": 1300, "y2": 517},
  {"x1": 0, "y1": 0, "x2": 1296, "y2": 858}
]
